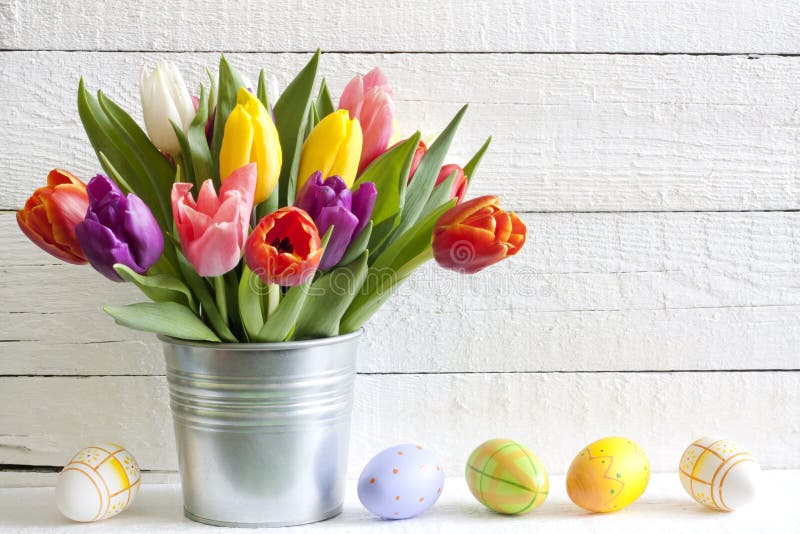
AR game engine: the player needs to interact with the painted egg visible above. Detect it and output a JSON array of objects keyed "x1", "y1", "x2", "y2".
[
  {"x1": 357, "y1": 444, "x2": 444, "y2": 519},
  {"x1": 678, "y1": 437, "x2": 760, "y2": 511},
  {"x1": 55, "y1": 444, "x2": 141, "y2": 522},
  {"x1": 465, "y1": 438, "x2": 549, "y2": 515},
  {"x1": 566, "y1": 436, "x2": 650, "y2": 513}
]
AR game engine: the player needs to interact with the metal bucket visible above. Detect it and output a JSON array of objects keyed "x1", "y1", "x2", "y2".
[{"x1": 159, "y1": 330, "x2": 361, "y2": 528}]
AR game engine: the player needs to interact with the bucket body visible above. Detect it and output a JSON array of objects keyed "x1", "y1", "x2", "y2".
[{"x1": 160, "y1": 331, "x2": 360, "y2": 527}]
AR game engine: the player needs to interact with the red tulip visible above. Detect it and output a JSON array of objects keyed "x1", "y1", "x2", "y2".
[
  {"x1": 17, "y1": 169, "x2": 89, "y2": 264},
  {"x1": 436, "y1": 163, "x2": 468, "y2": 203},
  {"x1": 244, "y1": 207, "x2": 323, "y2": 286},
  {"x1": 399, "y1": 139, "x2": 427, "y2": 183},
  {"x1": 432, "y1": 195, "x2": 526, "y2": 274}
]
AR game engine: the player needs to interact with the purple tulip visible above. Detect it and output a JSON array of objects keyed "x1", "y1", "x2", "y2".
[
  {"x1": 75, "y1": 175, "x2": 164, "y2": 282},
  {"x1": 294, "y1": 171, "x2": 376, "y2": 270}
]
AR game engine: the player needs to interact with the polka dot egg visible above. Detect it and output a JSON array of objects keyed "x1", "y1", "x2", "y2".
[
  {"x1": 679, "y1": 437, "x2": 760, "y2": 511},
  {"x1": 357, "y1": 444, "x2": 444, "y2": 519},
  {"x1": 55, "y1": 443, "x2": 141, "y2": 522}
]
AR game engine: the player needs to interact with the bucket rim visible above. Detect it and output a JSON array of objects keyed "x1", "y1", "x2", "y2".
[{"x1": 158, "y1": 328, "x2": 363, "y2": 351}]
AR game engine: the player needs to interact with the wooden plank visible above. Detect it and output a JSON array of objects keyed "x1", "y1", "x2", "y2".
[
  {"x1": 0, "y1": 372, "x2": 796, "y2": 476},
  {"x1": 4, "y1": 210, "x2": 800, "y2": 374},
  {"x1": 3, "y1": 52, "x2": 800, "y2": 212},
  {"x1": 3, "y1": 1, "x2": 800, "y2": 54}
]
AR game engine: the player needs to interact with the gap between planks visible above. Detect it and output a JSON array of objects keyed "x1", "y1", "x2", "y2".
[{"x1": 0, "y1": 369, "x2": 797, "y2": 378}]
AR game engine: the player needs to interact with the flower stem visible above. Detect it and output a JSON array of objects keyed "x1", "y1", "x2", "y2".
[
  {"x1": 267, "y1": 283, "x2": 280, "y2": 317},
  {"x1": 214, "y1": 276, "x2": 228, "y2": 324}
]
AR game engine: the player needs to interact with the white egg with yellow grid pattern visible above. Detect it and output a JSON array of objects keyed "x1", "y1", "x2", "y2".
[
  {"x1": 55, "y1": 443, "x2": 141, "y2": 522},
  {"x1": 678, "y1": 437, "x2": 760, "y2": 511}
]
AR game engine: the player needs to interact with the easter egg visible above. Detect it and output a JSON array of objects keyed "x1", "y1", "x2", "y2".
[
  {"x1": 566, "y1": 436, "x2": 649, "y2": 513},
  {"x1": 357, "y1": 444, "x2": 444, "y2": 519},
  {"x1": 55, "y1": 444, "x2": 140, "y2": 522},
  {"x1": 465, "y1": 438, "x2": 549, "y2": 515},
  {"x1": 678, "y1": 437, "x2": 760, "y2": 511}
]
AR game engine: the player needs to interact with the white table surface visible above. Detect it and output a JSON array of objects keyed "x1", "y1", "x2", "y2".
[{"x1": 0, "y1": 472, "x2": 796, "y2": 533}]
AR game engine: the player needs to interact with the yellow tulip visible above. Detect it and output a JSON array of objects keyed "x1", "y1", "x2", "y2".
[
  {"x1": 220, "y1": 88, "x2": 282, "y2": 204},
  {"x1": 298, "y1": 109, "x2": 362, "y2": 189}
]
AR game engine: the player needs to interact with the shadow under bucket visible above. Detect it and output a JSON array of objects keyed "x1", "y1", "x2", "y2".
[{"x1": 159, "y1": 330, "x2": 361, "y2": 527}]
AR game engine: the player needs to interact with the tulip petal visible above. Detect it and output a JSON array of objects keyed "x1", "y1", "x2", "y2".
[
  {"x1": 184, "y1": 219, "x2": 243, "y2": 276},
  {"x1": 436, "y1": 195, "x2": 499, "y2": 228},
  {"x1": 316, "y1": 205, "x2": 359, "y2": 270},
  {"x1": 76, "y1": 217, "x2": 138, "y2": 281},
  {"x1": 122, "y1": 193, "x2": 164, "y2": 271},
  {"x1": 338, "y1": 75, "x2": 365, "y2": 118},
  {"x1": 219, "y1": 104, "x2": 255, "y2": 184},
  {"x1": 351, "y1": 181, "x2": 377, "y2": 237}
]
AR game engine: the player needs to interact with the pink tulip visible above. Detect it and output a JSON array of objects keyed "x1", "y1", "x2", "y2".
[
  {"x1": 339, "y1": 67, "x2": 395, "y2": 174},
  {"x1": 171, "y1": 163, "x2": 256, "y2": 276}
]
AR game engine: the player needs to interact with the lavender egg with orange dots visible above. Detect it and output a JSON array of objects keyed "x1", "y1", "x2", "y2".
[{"x1": 357, "y1": 444, "x2": 444, "y2": 519}]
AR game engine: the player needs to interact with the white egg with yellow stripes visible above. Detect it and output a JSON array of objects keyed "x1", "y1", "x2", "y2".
[
  {"x1": 56, "y1": 444, "x2": 141, "y2": 522},
  {"x1": 678, "y1": 437, "x2": 760, "y2": 511}
]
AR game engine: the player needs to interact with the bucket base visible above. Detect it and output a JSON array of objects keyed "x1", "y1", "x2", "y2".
[{"x1": 184, "y1": 506, "x2": 343, "y2": 528}]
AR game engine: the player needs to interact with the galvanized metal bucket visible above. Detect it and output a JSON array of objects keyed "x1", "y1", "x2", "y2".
[{"x1": 159, "y1": 331, "x2": 361, "y2": 528}]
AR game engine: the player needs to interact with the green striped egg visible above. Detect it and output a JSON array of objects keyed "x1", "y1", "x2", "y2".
[{"x1": 465, "y1": 438, "x2": 549, "y2": 515}]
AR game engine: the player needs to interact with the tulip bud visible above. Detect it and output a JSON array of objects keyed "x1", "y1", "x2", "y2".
[
  {"x1": 298, "y1": 109, "x2": 363, "y2": 190},
  {"x1": 339, "y1": 67, "x2": 395, "y2": 173},
  {"x1": 294, "y1": 172, "x2": 376, "y2": 270},
  {"x1": 432, "y1": 196, "x2": 526, "y2": 274},
  {"x1": 172, "y1": 164, "x2": 257, "y2": 277},
  {"x1": 436, "y1": 163, "x2": 468, "y2": 203},
  {"x1": 220, "y1": 88, "x2": 282, "y2": 204},
  {"x1": 140, "y1": 63, "x2": 195, "y2": 156},
  {"x1": 244, "y1": 207, "x2": 323, "y2": 287},
  {"x1": 17, "y1": 169, "x2": 89, "y2": 264},
  {"x1": 76, "y1": 175, "x2": 164, "y2": 281}
]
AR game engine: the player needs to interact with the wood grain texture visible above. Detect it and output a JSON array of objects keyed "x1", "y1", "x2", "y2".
[
  {"x1": 3, "y1": 52, "x2": 800, "y2": 212},
  {"x1": 0, "y1": 372, "x2": 795, "y2": 478},
  {"x1": 4, "y1": 210, "x2": 800, "y2": 374},
  {"x1": 2, "y1": 0, "x2": 800, "y2": 54}
]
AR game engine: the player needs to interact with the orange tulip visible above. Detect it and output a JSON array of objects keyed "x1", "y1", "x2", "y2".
[
  {"x1": 17, "y1": 169, "x2": 89, "y2": 264},
  {"x1": 432, "y1": 195, "x2": 525, "y2": 274},
  {"x1": 244, "y1": 207, "x2": 323, "y2": 286},
  {"x1": 436, "y1": 163, "x2": 468, "y2": 204}
]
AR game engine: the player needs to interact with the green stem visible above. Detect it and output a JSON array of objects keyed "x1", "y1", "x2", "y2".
[
  {"x1": 267, "y1": 283, "x2": 281, "y2": 317},
  {"x1": 214, "y1": 276, "x2": 228, "y2": 324}
]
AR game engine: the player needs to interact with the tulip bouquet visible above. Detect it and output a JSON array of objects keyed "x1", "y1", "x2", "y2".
[{"x1": 17, "y1": 52, "x2": 526, "y2": 343}]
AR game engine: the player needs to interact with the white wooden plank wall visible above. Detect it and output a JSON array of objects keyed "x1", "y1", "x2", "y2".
[{"x1": 0, "y1": 1, "x2": 798, "y2": 486}]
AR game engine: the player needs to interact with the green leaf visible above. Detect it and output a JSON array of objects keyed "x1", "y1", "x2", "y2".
[
  {"x1": 373, "y1": 199, "x2": 455, "y2": 275},
  {"x1": 463, "y1": 136, "x2": 491, "y2": 181},
  {"x1": 421, "y1": 168, "x2": 457, "y2": 218},
  {"x1": 186, "y1": 85, "x2": 213, "y2": 186},
  {"x1": 339, "y1": 220, "x2": 372, "y2": 266},
  {"x1": 171, "y1": 122, "x2": 195, "y2": 186},
  {"x1": 355, "y1": 133, "x2": 420, "y2": 254},
  {"x1": 238, "y1": 265, "x2": 265, "y2": 341},
  {"x1": 114, "y1": 264, "x2": 195, "y2": 309},
  {"x1": 211, "y1": 55, "x2": 246, "y2": 184},
  {"x1": 316, "y1": 78, "x2": 335, "y2": 119},
  {"x1": 97, "y1": 91, "x2": 175, "y2": 227},
  {"x1": 293, "y1": 252, "x2": 368, "y2": 339},
  {"x1": 340, "y1": 200, "x2": 455, "y2": 333},
  {"x1": 77, "y1": 80, "x2": 164, "y2": 229},
  {"x1": 254, "y1": 278, "x2": 313, "y2": 342},
  {"x1": 273, "y1": 49, "x2": 320, "y2": 205},
  {"x1": 98, "y1": 152, "x2": 134, "y2": 195},
  {"x1": 104, "y1": 302, "x2": 220, "y2": 342},
  {"x1": 172, "y1": 245, "x2": 238, "y2": 342},
  {"x1": 256, "y1": 69, "x2": 269, "y2": 110},
  {"x1": 391, "y1": 105, "x2": 467, "y2": 243}
]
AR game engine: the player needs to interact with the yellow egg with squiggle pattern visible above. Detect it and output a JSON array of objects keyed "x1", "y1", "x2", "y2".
[{"x1": 566, "y1": 436, "x2": 650, "y2": 513}]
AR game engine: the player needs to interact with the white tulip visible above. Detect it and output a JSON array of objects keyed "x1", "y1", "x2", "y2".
[{"x1": 140, "y1": 63, "x2": 195, "y2": 156}]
